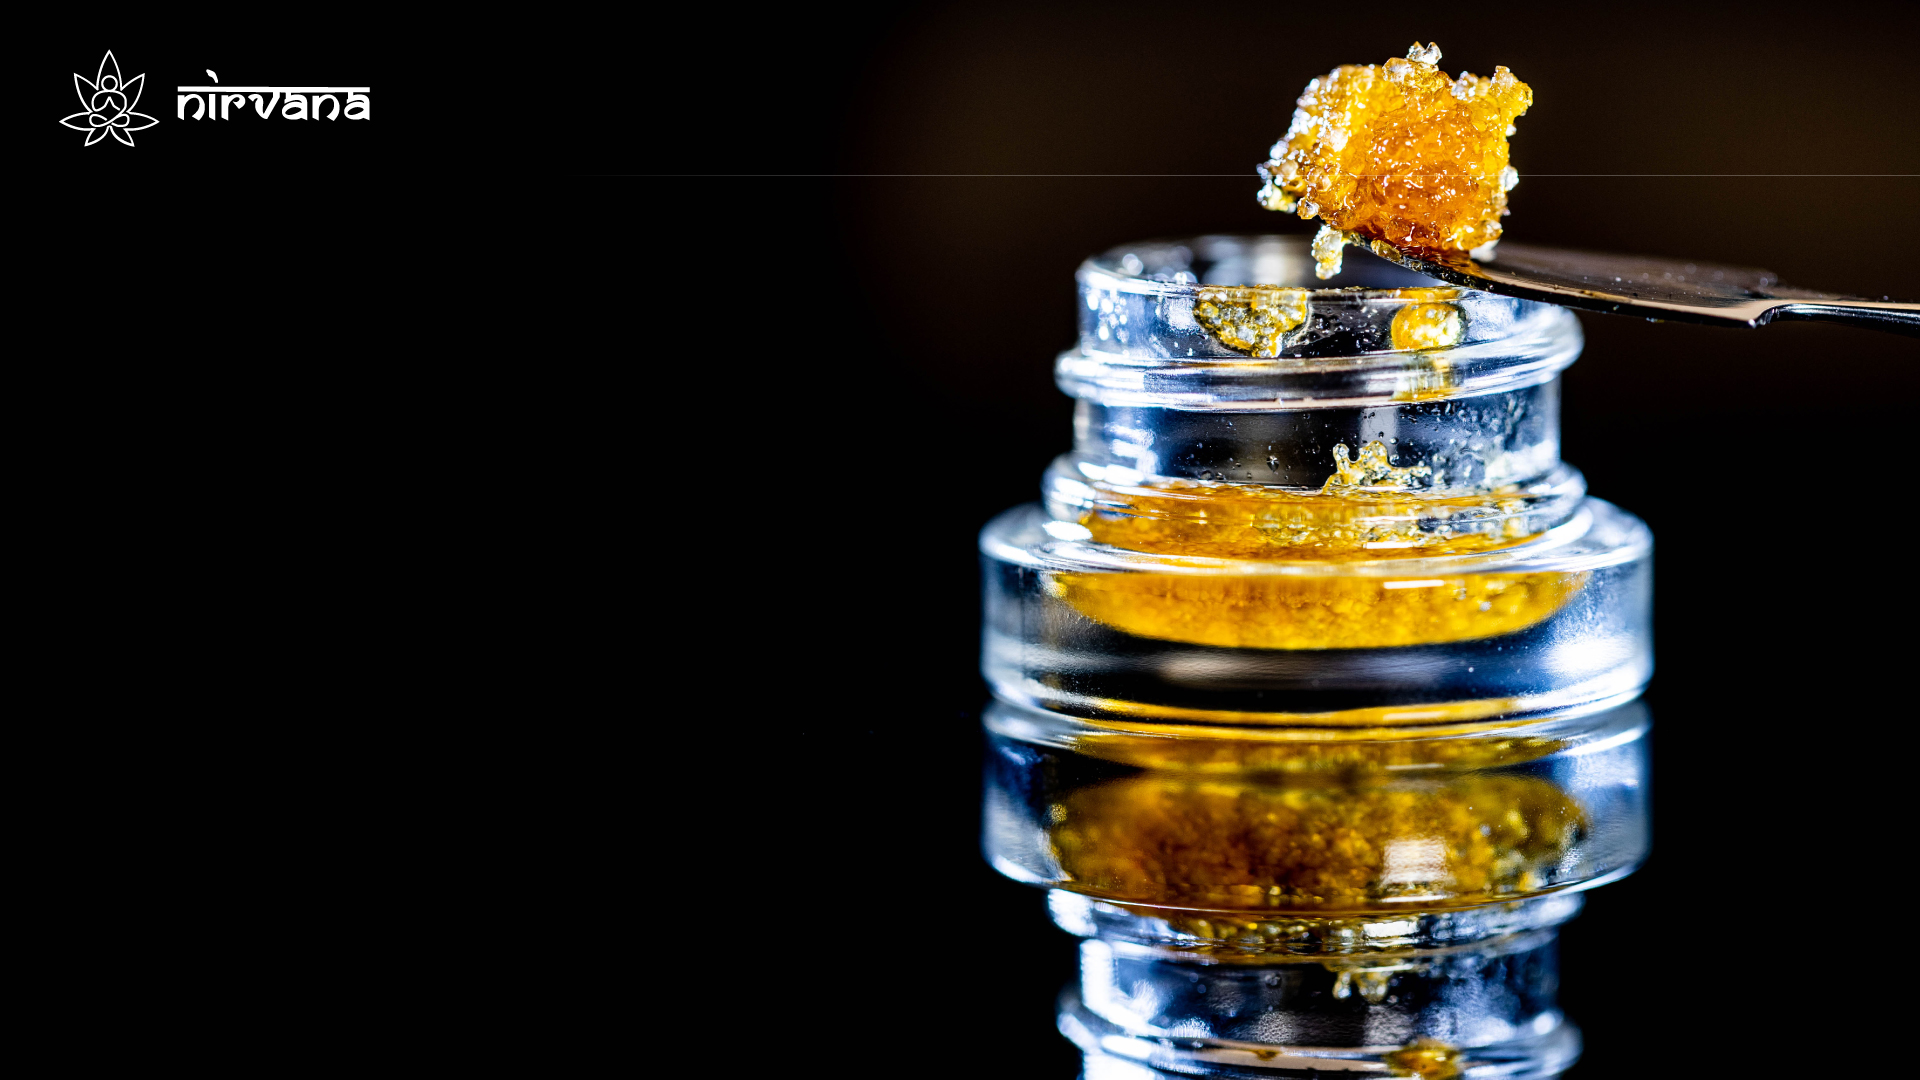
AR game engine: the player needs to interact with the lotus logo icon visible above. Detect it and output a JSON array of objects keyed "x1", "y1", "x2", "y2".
[{"x1": 60, "y1": 51, "x2": 160, "y2": 146}]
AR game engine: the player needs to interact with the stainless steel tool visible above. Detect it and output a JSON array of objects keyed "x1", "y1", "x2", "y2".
[{"x1": 1367, "y1": 240, "x2": 1920, "y2": 335}]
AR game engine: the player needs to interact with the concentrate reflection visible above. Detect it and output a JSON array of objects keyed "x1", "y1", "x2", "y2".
[{"x1": 982, "y1": 699, "x2": 1648, "y2": 1077}]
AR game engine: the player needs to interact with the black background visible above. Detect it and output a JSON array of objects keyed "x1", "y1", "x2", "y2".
[
  {"x1": 564, "y1": 4, "x2": 1919, "y2": 1076},
  {"x1": 27, "y1": 2, "x2": 1920, "y2": 1073},
  {"x1": 31, "y1": 10, "x2": 411, "y2": 342}
]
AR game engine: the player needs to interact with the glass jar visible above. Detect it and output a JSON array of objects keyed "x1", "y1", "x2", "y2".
[
  {"x1": 980, "y1": 236, "x2": 1654, "y2": 1078},
  {"x1": 981, "y1": 235, "x2": 1652, "y2": 727}
]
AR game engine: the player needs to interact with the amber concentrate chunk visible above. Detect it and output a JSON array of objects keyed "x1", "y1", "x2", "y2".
[
  {"x1": 1192, "y1": 285, "x2": 1310, "y2": 358},
  {"x1": 1390, "y1": 290, "x2": 1465, "y2": 351},
  {"x1": 1076, "y1": 442, "x2": 1529, "y2": 561},
  {"x1": 1258, "y1": 43, "x2": 1531, "y2": 277},
  {"x1": 1051, "y1": 569, "x2": 1583, "y2": 650},
  {"x1": 1052, "y1": 440, "x2": 1582, "y2": 650}
]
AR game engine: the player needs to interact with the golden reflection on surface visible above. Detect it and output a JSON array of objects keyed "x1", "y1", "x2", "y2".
[{"x1": 1048, "y1": 769, "x2": 1583, "y2": 913}]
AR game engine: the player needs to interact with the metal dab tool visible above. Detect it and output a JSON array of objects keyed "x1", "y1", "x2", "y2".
[{"x1": 1368, "y1": 240, "x2": 1920, "y2": 335}]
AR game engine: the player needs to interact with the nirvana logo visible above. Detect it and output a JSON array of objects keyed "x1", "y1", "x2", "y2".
[
  {"x1": 61, "y1": 52, "x2": 159, "y2": 146},
  {"x1": 59, "y1": 49, "x2": 370, "y2": 147},
  {"x1": 175, "y1": 76, "x2": 369, "y2": 122}
]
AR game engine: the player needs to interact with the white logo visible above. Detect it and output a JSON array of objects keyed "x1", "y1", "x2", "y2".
[
  {"x1": 60, "y1": 51, "x2": 160, "y2": 147},
  {"x1": 174, "y1": 82, "x2": 370, "y2": 121}
]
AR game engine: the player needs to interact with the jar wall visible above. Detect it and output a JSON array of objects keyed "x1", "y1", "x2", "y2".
[
  {"x1": 983, "y1": 500, "x2": 1651, "y2": 723},
  {"x1": 1067, "y1": 380, "x2": 1563, "y2": 491}
]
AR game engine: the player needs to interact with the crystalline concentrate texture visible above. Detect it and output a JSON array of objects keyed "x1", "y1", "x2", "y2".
[
  {"x1": 1056, "y1": 440, "x2": 1581, "y2": 650},
  {"x1": 1192, "y1": 286, "x2": 1310, "y2": 358},
  {"x1": 1258, "y1": 43, "x2": 1531, "y2": 278},
  {"x1": 1047, "y1": 770, "x2": 1584, "y2": 910},
  {"x1": 1051, "y1": 569, "x2": 1582, "y2": 650},
  {"x1": 1390, "y1": 290, "x2": 1466, "y2": 351}
]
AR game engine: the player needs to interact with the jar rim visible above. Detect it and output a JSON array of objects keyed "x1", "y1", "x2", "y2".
[
  {"x1": 1086, "y1": 233, "x2": 1483, "y2": 302},
  {"x1": 1069, "y1": 234, "x2": 1583, "y2": 405}
]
